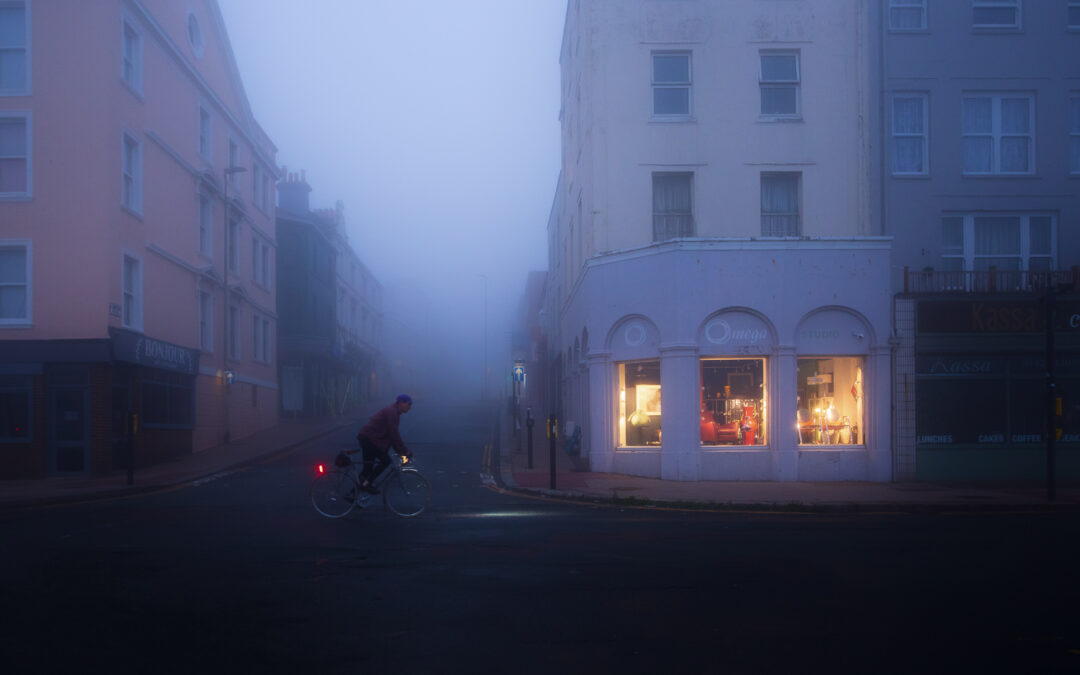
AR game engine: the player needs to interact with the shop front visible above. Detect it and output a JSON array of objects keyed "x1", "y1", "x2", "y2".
[{"x1": 912, "y1": 298, "x2": 1080, "y2": 480}]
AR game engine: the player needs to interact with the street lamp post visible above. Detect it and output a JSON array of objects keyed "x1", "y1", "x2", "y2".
[
  {"x1": 222, "y1": 165, "x2": 246, "y2": 443},
  {"x1": 479, "y1": 274, "x2": 488, "y2": 401}
]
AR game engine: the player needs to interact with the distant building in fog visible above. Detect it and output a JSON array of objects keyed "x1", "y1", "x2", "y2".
[
  {"x1": 0, "y1": 0, "x2": 278, "y2": 478},
  {"x1": 276, "y1": 173, "x2": 385, "y2": 417}
]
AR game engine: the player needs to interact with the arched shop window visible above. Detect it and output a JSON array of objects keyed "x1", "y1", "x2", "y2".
[
  {"x1": 795, "y1": 308, "x2": 871, "y2": 447},
  {"x1": 607, "y1": 316, "x2": 662, "y2": 448},
  {"x1": 698, "y1": 310, "x2": 774, "y2": 447}
]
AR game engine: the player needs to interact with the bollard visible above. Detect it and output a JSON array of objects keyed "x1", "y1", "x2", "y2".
[
  {"x1": 548, "y1": 415, "x2": 557, "y2": 490},
  {"x1": 526, "y1": 408, "x2": 534, "y2": 469}
]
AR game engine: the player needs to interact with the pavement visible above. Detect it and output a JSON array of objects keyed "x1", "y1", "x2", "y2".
[
  {"x1": 493, "y1": 418, "x2": 1080, "y2": 512},
  {"x1": 3, "y1": 405, "x2": 1079, "y2": 512},
  {"x1": 0, "y1": 416, "x2": 357, "y2": 510}
]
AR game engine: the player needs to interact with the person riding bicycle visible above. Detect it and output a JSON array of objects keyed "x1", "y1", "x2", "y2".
[{"x1": 352, "y1": 394, "x2": 414, "y2": 494}]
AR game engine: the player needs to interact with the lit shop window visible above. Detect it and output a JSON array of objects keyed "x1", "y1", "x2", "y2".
[
  {"x1": 617, "y1": 360, "x2": 661, "y2": 447},
  {"x1": 796, "y1": 358, "x2": 863, "y2": 445},
  {"x1": 700, "y1": 359, "x2": 767, "y2": 446}
]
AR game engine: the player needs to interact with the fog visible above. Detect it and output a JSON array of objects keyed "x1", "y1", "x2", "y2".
[{"x1": 218, "y1": 0, "x2": 565, "y2": 402}]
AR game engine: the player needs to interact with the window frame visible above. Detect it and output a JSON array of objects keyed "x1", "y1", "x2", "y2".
[
  {"x1": 961, "y1": 93, "x2": 1035, "y2": 176},
  {"x1": 0, "y1": 110, "x2": 31, "y2": 198},
  {"x1": 972, "y1": 0, "x2": 1022, "y2": 30},
  {"x1": 760, "y1": 172, "x2": 802, "y2": 236},
  {"x1": 0, "y1": 239, "x2": 31, "y2": 326},
  {"x1": 226, "y1": 215, "x2": 239, "y2": 275},
  {"x1": 141, "y1": 370, "x2": 194, "y2": 429},
  {"x1": 120, "y1": 14, "x2": 143, "y2": 97},
  {"x1": 121, "y1": 129, "x2": 143, "y2": 214},
  {"x1": 121, "y1": 251, "x2": 143, "y2": 331},
  {"x1": 891, "y1": 93, "x2": 930, "y2": 176},
  {"x1": 796, "y1": 357, "x2": 865, "y2": 447},
  {"x1": 940, "y1": 212, "x2": 1057, "y2": 272},
  {"x1": 759, "y1": 50, "x2": 801, "y2": 120},
  {"x1": 186, "y1": 8, "x2": 204, "y2": 59},
  {"x1": 888, "y1": 0, "x2": 927, "y2": 31},
  {"x1": 0, "y1": 0, "x2": 31, "y2": 96},
  {"x1": 651, "y1": 51, "x2": 692, "y2": 120}
]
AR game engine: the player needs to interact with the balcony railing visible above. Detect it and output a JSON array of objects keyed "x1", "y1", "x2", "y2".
[{"x1": 904, "y1": 266, "x2": 1080, "y2": 294}]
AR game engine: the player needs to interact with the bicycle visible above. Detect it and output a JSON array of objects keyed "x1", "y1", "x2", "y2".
[{"x1": 310, "y1": 449, "x2": 430, "y2": 518}]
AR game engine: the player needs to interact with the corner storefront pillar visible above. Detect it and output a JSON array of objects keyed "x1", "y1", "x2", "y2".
[
  {"x1": 868, "y1": 344, "x2": 893, "y2": 481},
  {"x1": 773, "y1": 345, "x2": 798, "y2": 481},
  {"x1": 660, "y1": 343, "x2": 700, "y2": 481},
  {"x1": 586, "y1": 351, "x2": 614, "y2": 473}
]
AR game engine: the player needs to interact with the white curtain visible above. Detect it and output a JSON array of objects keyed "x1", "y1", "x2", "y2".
[
  {"x1": 761, "y1": 174, "x2": 799, "y2": 236},
  {"x1": 652, "y1": 173, "x2": 693, "y2": 240},
  {"x1": 892, "y1": 97, "x2": 924, "y2": 173},
  {"x1": 1000, "y1": 98, "x2": 1030, "y2": 172},
  {"x1": 963, "y1": 98, "x2": 992, "y2": 172},
  {"x1": 974, "y1": 216, "x2": 1020, "y2": 271}
]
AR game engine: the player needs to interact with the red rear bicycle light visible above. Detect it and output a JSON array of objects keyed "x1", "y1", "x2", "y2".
[{"x1": 316, "y1": 464, "x2": 325, "y2": 474}]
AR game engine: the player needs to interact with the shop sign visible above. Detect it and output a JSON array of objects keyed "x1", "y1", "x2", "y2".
[
  {"x1": 704, "y1": 318, "x2": 768, "y2": 346},
  {"x1": 915, "y1": 356, "x2": 1003, "y2": 376},
  {"x1": 110, "y1": 328, "x2": 200, "y2": 376},
  {"x1": 918, "y1": 299, "x2": 1080, "y2": 334}
]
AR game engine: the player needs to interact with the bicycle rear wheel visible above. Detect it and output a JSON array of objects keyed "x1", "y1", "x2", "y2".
[
  {"x1": 311, "y1": 470, "x2": 357, "y2": 518},
  {"x1": 383, "y1": 469, "x2": 430, "y2": 517}
]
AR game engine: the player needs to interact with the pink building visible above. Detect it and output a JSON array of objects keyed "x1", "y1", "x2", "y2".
[{"x1": 0, "y1": 0, "x2": 278, "y2": 478}]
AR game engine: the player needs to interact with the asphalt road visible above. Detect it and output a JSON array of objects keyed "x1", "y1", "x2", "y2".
[{"x1": 2, "y1": 403, "x2": 1079, "y2": 674}]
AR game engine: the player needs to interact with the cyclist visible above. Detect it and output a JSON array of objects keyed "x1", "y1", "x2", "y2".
[{"x1": 353, "y1": 394, "x2": 414, "y2": 494}]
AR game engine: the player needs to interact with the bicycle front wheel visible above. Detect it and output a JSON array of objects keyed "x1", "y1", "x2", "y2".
[
  {"x1": 310, "y1": 470, "x2": 357, "y2": 518},
  {"x1": 383, "y1": 470, "x2": 430, "y2": 517}
]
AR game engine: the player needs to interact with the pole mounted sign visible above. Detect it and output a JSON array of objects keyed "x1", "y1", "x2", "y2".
[{"x1": 512, "y1": 362, "x2": 525, "y2": 383}]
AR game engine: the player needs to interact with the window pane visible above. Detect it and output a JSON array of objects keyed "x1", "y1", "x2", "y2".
[
  {"x1": 892, "y1": 98, "x2": 924, "y2": 133},
  {"x1": 1029, "y1": 216, "x2": 1051, "y2": 255},
  {"x1": 942, "y1": 217, "x2": 964, "y2": 255},
  {"x1": 1000, "y1": 137, "x2": 1030, "y2": 172},
  {"x1": 1070, "y1": 7, "x2": 1080, "y2": 27},
  {"x1": 975, "y1": 257, "x2": 1020, "y2": 271},
  {"x1": 963, "y1": 98, "x2": 992, "y2": 133},
  {"x1": 653, "y1": 173, "x2": 692, "y2": 213},
  {"x1": 0, "y1": 51, "x2": 26, "y2": 90},
  {"x1": 0, "y1": 285, "x2": 26, "y2": 318},
  {"x1": 797, "y1": 358, "x2": 863, "y2": 446},
  {"x1": 653, "y1": 87, "x2": 689, "y2": 115},
  {"x1": 0, "y1": 7, "x2": 26, "y2": 46},
  {"x1": 0, "y1": 118, "x2": 26, "y2": 155},
  {"x1": 1000, "y1": 98, "x2": 1030, "y2": 133},
  {"x1": 890, "y1": 7, "x2": 924, "y2": 29},
  {"x1": 973, "y1": 7, "x2": 1018, "y2": 26},
  {"x1": 0, "y1": 247, "x2": 25, "y2": 282},
  {"x1": 0, "y1": 157, "x2": 27, "y2": 192},
  {"x1": 1071, "y1": 138, "x2": 1080, "y2": 174},
  {"x1": 893, "y1": 138, "x2": 924, "y2": 173},
  {"x1": 653, "y1": 54, "x2": 689, "y2": 83},
  {"x1": 617, "y1": 360, "x2": 662, "y2": 447},
  {"x1": 1029, "y1": 257, "x2": 1052, "y2": 272},
  {"x1": 701, "y1": 359, "x2": 766, "y2": 446},
  {"x1": 974, "y1": 217, "x2": 1020, "y2": 255},
  {"x1": 760, "y1": 54, "x2": 797, "y2": 81},
  {"x1": 1071, "y1": 99, "x2": 1080, "y2": 132},
  {"x1": 761, "y1": 87, "x2": 797, "y2": 115},
  {"x1": 963, "y1": 138, "x2": 993, "y2": 172},
  {"x1": 761, "y1": 174, "x2": 798, "y2": 213}
]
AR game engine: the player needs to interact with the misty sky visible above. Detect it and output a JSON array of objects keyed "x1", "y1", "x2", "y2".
[{"x1": 218, "y1": 0, "x2": 565, "y2": 395}]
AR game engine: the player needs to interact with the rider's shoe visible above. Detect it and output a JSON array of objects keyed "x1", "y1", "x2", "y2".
[{"x1": 359, "y1": 481, "x2": 379, "y2": 495}]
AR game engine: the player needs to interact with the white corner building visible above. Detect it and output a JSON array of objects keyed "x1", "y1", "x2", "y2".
[{"x1": 545, "y1": 0, "x2": 893, "y2": 481}]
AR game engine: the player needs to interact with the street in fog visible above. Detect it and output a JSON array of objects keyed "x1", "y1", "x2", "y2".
[{"x1": 2, "y1": 402, "x2": 1078, "y2": 673}]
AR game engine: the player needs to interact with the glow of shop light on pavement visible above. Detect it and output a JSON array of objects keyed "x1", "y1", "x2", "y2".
[{"x1": 462, "y1": 511, "x2": 554, "y2": 519}]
